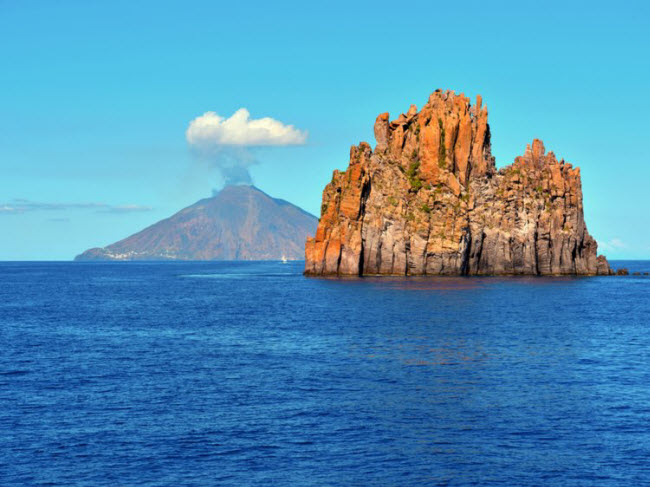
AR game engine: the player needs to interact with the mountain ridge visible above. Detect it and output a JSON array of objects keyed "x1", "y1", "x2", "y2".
[{"x1": 76, "y1": 185, "x2": 317, "y2": 261}]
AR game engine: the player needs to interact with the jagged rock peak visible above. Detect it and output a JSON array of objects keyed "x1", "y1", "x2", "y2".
[
  {"x1": 305, "y1": 89, "x2": 611, "y2": 276},
  {"x1": 372, "y1": 89, "x2": 494, "y2": 188}
]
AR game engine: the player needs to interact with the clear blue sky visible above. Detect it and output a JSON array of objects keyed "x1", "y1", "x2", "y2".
[{"x1": 1, "y1": 0, "x2": 648, "y2": 260}]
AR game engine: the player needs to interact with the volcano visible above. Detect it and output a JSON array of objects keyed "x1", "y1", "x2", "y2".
[{"x1": 75, "y1": 185, "x2": 317, "y2": 261}]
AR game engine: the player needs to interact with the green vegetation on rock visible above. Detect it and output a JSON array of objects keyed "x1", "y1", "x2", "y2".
[
  {"x1": 438, "y1": 118, "x2": 446, "y2": 169},
  {"x1": 406, "y1": 160, "x2": 422, "y2": 191}
]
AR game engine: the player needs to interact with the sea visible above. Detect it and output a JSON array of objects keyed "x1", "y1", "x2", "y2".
[{"x1": 1, "y1": 260, "x2": 650, "y2": 486}]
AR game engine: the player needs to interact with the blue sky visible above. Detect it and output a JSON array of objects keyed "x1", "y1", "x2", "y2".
[{"x1": 1, "y1": 0, "x2": 648, "y2": 260}]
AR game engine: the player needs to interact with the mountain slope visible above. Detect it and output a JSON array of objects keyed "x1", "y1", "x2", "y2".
[{"x1": 75, "y1": 185, "x2": 317, "y2": 261}]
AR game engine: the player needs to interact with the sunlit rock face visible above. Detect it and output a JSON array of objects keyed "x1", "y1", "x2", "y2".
[{"x1": 305, "y1": 89, "x2": 611, "y2": 276}]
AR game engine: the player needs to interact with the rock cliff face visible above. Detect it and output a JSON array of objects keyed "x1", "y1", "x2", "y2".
[{"x1": 305, "y1": 89, "x2": 611, "y2": 276}]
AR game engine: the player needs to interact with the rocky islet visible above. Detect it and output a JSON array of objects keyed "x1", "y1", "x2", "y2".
[{"x1": 305, "y1": 89, "x2": 612, "y2": 276}]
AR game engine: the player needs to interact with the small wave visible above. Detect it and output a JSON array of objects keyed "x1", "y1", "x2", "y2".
[
  {"x1": 180, "y1": 272, "x2": 296, "y2": 279},
  {"x1": 0, "y1": 370, "x2": 30, "y2": 376}
]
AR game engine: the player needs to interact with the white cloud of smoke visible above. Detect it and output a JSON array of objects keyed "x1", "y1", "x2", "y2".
[
  {"x1": 185, "y1": 109, "x2": 307, "y2": 185},
  {"x1": 186, "y1": 109, "x2": 307, "y2": 147}
]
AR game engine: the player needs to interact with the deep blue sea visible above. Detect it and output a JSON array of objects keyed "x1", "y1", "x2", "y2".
[{"x1": 2, "y1": 261, "x2": 650, "y2": 486}]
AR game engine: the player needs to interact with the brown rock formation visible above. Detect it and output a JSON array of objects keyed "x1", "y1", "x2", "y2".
[{"x1": 305, "y1": 89, "x2": 611, "y2": 276}]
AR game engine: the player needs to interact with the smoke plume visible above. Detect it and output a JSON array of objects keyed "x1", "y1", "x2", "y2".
[{"x1": 186, "y1": 109, "x2": 307, "y2": 185}]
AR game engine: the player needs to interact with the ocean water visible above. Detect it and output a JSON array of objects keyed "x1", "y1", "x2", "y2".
[{"x1": 1, "y1": 261, "x2": 650, "y2": 486}]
